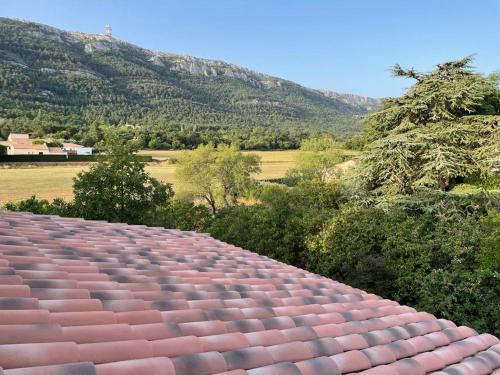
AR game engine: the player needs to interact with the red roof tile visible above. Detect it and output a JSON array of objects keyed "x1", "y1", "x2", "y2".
[
  {"x1": 95, "y1": 357, "x2": 175, "y2": 375},
  {"x1": 77, "y1": 339, "x2": 153, "y2": 364},
  {"x1": 0, "y1": 211, "x2": 498, "y2": 374}
]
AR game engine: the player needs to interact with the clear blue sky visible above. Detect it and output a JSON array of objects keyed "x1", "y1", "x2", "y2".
[{"x1": 1, "y1": 0, "x2": 499, "y2": 97}]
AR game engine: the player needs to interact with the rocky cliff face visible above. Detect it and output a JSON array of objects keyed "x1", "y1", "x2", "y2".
[
  {"x1": 318, "y1": 90, "x2": 380, "y2": 111},
  {"x1": 70, "y1": 32, "x2": 285, "y2": 90}
]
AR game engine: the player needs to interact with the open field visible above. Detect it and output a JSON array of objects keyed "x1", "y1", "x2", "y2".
[
  {"x1": 139, "y1": 149, "x2": 300, "y2": 181},
  {"x1": 0, "y1": 149, "x2": 361, "y2": 204},
  {"x1": 0, "y1": 150, "x2": 301, "y2": 204}
]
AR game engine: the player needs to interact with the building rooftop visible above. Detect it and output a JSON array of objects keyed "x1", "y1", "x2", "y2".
[
  {"x1": 0, "y1": 211, "x2": 498, "y2": 374},
  {"x1": 62, "y1": 142, "x2": 85, "y2": 148},
  {"x1": 7, "y1": 133, "x2": 30, "y2": 140},
  {"x1": 47, "y1": 147, "x2": 66, "y2": 154},
  {"x1": 7, "y1": 140, "x2": 49, "y2": 150}
]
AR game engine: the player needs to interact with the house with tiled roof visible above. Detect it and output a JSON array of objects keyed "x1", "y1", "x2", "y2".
[
  {"x1": 0, "y1": 211, "x2": 498, "y2": 375},
  {"x1": 0, "y1": 133, "x2": 53, "y2": 156},
  {"x1": 0, "y1": 133, "x2": 92, "y2": 156}
]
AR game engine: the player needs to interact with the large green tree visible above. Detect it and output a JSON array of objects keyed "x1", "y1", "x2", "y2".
[
  {"x1": 362, "y1": 57, "x2": 499, "y2": 194},
  {"x1": 175, "y1": 144, "x2": 260, "y2": 213},
  {"x1": 72, "y1": 130, "x2": 173, "y2": 223},
  {"x1": 286, "y1": 136, "x2": 346, "y2": 183}
]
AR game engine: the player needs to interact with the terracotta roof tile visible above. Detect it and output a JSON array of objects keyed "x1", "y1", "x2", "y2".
[
  {"x1": 260, "y1": 316, "x2": 295, "y2": 330},
  {"x1": 0, "y1": 285, "x2": 30, "y2": 297},
  {"x1": 222, "y1": 346, "x2": 274, "y2": 370},
  {"x1": 0, "y1": 342, "x2": 80, "y2": 369},
  {"x1": 246, "y1": 362, "x2": 301, "y2": 375},
  {"x1": 49, "y1": 311, "x2": 117, "y2": 326},
  {"x1": 77, "y1": 339, "x2": 153, "y2": 364},
  {"x1": 267, "y1": 341, "x2": 313, "y2": 363},
  {"x1": 0, "y1": 211, "x2": 498, "y2": 374},
  {"x1": 244, "y1": 330, "x2": 287, "y2": 347},
  {"x1": 2, "y1": 362, "x2": 97, "y2": 375},
  {"x1": 225, "y1": 319, "x2": 265, "y2": 334},
  {"x1": 389, "y1": 358, "x2": 426, "y2": 375},
  {"x1": 295, "y1": 356, "x2": 340, "y2": 375},
  {"x1": 281, "y1": 326, "x2": 317, "y2": 341},
  {"x1": 362, "y1": 345, "x2": 397, "y2": 366},
  {"x1": 151, "y1": 336, "x2": 203, "y2": 357},
  {"x1": 214, "y1": 371, "x2": 247, "y2": 375},
  {"x1": 412, "y1": 351, "x2": 446, "y2": 372},
  {"x1": 95, "y1": 357, "x2": 175, "y2": 375},
  {"x1": 330, "y1": 350, "x2": 371, "y2": 372},
  {"x1": 172, "y1": 352, "x2": 227, "y2": 375},
  {"x1": 38, "y1": 298, "x2": 103, "y2": 312},
  {"x1": 0, "y1": 309, "x2": 50, "y2": 324},
  {"x1": 200, "y1": 332, "x2": 250, "y2": 352},
  {"x1": 61, "y1": 324, "x2": 133, "y2": 344},
  {"x1": 130, "y1": 322, "x2": 181, "y2": 341},
  {"x1": 0, "y1": 297, "x2": 39, "y2": 309},
  {"x1": 0, "y1": 323, "x2": 63, "y2": 345}
]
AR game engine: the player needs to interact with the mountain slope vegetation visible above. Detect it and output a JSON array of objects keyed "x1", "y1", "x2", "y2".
[{"x1": 0, "y1": 17, "x2": 377, "y2": 143}]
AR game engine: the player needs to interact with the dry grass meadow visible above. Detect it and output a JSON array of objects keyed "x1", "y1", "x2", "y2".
[
  {"x1": 0, "y1": 150, "x2": 299, "y2": 204},
  {"x1": 0, "y1": 149, "x2": 360, "y2": 204}
]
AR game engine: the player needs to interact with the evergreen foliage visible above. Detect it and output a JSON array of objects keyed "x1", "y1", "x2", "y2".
[{"x1": 362, "y1": 57, "x2": 499, "y2": 193}]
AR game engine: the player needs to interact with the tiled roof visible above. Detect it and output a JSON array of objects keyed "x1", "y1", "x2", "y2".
[
  {"x1": 9, "y1": 140, "x2": 49, "y2": 150},
  {"x1": 7, "y1": 133, "x2": 30, "y2": 140},
  {"x1": 47, "y1": 147, "x2": 66, "y2": 154},
  {"x1": 0, "y1": 211, "x2": 498, "y2": 375},
  {"x1": 62, "y1": 142, "x2": 84, "y2": 148}
]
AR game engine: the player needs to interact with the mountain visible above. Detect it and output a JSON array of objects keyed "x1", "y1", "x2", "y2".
[
  {"x1": 0, "y1": 18, "x2": 378, "y2": 134},
  {"x1": 318, "y1": 90, "x2": 380, "y2": 112}
]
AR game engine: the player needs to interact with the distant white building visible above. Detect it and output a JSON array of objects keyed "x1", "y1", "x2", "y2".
[{"x1": 62, "y1": 142, "x2": 93, "y2": 155}]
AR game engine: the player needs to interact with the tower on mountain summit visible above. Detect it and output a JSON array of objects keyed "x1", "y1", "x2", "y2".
[{"x1": 104, "y1": 24, "x2": 112, "y2": 37}]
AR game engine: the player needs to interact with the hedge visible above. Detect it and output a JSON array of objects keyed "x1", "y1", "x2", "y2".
[
  {"x1": 0, "y1": 155, "x2": 68, "y2": 162},
  {"x1": 0, "y1": 155, "x2": 153, "y2": 162}
]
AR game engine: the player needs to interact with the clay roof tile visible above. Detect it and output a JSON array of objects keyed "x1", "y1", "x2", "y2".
[{"x1": 0, "y1": 211, "x2": 497, "y2": 374}]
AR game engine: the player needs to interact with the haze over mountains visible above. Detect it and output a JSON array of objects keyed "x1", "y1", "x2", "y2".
[{"x1": 0, "y1": 18, "x2": 378, "y2": 132}]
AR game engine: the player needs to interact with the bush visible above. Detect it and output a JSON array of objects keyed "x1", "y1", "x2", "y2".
[
  {"x1": 145, "y1": 199, "x2": 212, "y2": 232},
  {"x1": 308, "y1": 193, "x2": 500, "y2": 335},
  {"x1": 307, "y1": 207, "x2": 403, "y2": 297},
  {"x1": 209, "y1": 181, "x2": 341, "y2": 267},
  {"x1": 3, "y1": 196, "x2": 73, "y2": 216}
]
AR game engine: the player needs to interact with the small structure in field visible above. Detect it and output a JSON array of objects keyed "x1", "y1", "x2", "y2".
[{"x1": 62, "y1": 142, "x2": 93, "y2": 155}]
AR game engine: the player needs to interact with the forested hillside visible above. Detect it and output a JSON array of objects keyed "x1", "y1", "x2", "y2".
[{"x1": 0, "y1": 18, "x2": 377, "y2": 147}]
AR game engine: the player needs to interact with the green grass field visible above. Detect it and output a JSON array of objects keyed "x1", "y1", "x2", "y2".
[{"x1": 0, "y1": 150, "x2": 300, "y2": 204}]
